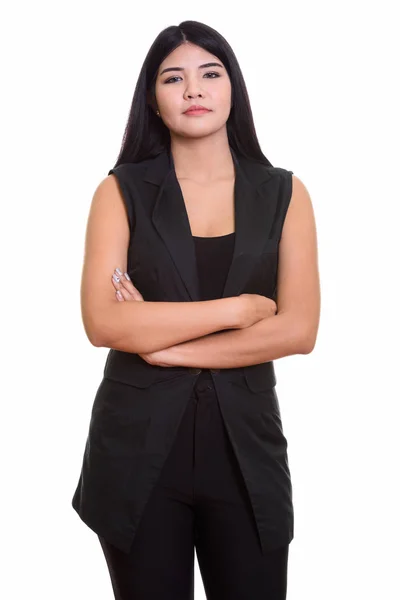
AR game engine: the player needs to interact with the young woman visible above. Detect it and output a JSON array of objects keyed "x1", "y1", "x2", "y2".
[{"x1": 72, "y1": 20, "x2": 320, "y2": 600}]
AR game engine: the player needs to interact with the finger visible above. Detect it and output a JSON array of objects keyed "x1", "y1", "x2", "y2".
[
  {"x1": 112, "y1": 269, "x2": 143, "y2": 301},
  {"x1": 115, "y1": 268, "x2": 144, "y2": 301},
  {"x1": 115, "y1": 289, "x2": 124, "y2": 301},
  {"x1": 111, "y1": 272, "x2": 134, "y2": 301}
]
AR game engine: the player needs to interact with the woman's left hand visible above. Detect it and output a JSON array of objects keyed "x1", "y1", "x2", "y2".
[
  {"x1": 111, "y1": 268, "x2": 144, "y2": 302},
  {"x1": 111, "y1": 267, "x2": 174, "y2": 367}
]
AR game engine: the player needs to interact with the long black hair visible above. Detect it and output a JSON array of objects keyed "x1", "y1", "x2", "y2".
[{"x1": 110, "y1": 20, "x2": 273, "y2": 168}]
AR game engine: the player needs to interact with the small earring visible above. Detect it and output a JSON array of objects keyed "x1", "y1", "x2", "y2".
[{"x1": 156, "y1": 109, "x2": 160, "y2": 117}]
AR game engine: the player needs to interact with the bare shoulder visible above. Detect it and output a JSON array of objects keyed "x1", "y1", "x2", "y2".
[
  {"x1": 87, "y1": 173, "x2": 133, "y2": 242},
  {"x1": 91, "y1": 173, "x2": 128, "y2": 214},
  {"x1": 280, "y1": 173, "x2": 316, "y2": 241},
  {"x1": 276, "y1": 173, "x2": 320, "y2": 353},
  {"x1": 80, "y1": 174, "x2": 131, "y2": 346}
]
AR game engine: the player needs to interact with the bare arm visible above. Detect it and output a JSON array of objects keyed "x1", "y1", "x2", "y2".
[
  {"x1": 154, "y1": 173, "x2": 321, "y2": 367},
  {"x1": 81, "y1": 175, "x2": 241, "y2": 353},
  {"x1": 159, "y1": 311, "x2": 308, "y2": 369},
  {"x1": 96, "y1": 297, "x2": 241, "y2": 354}
]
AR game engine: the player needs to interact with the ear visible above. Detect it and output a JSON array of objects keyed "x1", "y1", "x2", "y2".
[{"x1": 146, "y1": 90, "x2": 158, "y2": 114}]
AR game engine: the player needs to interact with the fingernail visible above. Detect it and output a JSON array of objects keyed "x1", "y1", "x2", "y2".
[
  {"x1": 115, "y1": 267, "x2": 122, "y2": 275},
  {"x1": 113, "y1": 273, "x2": 120, "y2": 283},
  {"x1": 124, "y1": 272, "x2": 131, "y2": 281},
  {"x1": 116, "y1": 290, "x2": 122, "y2": 298}
]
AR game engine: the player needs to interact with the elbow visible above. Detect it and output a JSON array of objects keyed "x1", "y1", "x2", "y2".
[
  {"x1": 82, "y1": 308, "x2": 144, "y2": 353},
  {"x1": 298, "y1": 330, "x2": 317, "y2": 354},
  {"x1": 86, "y1": 328, "x2": 105, "y2": 348},
  {"x1": 88, "y1": 324, "x2": 116, "y2": 349},
  {"x1": 299, "y1": 340, "x2": 315, "y2": 354},
  {"x1": 82, "y1": 306, "x2": 124, "y2": 349},
  {"x1": 86, "y1": 326, "x2": 144, "y2": 353},
  {"x1": 280, "y1": 312, "x2": 317, "y2": 355},
  {"x1": 90, "y1": 335, "x2": 105, "y2": 348},
  {"x1": 82, "y1": 318, "x2": 108, "y2": 348}
]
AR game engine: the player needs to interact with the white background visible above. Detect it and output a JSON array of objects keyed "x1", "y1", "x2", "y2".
[{"x1": 1, "y1": 1, "x2": 399, "y2": 598}]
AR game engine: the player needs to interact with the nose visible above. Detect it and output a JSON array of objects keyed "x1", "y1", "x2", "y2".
[
  {"x1": 184, "y1": 83, "x2": 203, "y2": 100},
  {"x1": 186, "y1": 92, "x2": 203, "y2": 99}
]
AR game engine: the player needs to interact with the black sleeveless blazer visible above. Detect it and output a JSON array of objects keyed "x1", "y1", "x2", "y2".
[{"x1": 72, "y1": 145, "x2": 295, "y2": 555}]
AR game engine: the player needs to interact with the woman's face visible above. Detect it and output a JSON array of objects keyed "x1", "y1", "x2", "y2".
[{"x1": 154, "y1": 42, "x2": 232, "y2": 139}]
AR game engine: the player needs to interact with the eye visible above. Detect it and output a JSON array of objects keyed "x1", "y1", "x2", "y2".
[{"x1": 164, "y1": 72, "x2": 221, "y2": 84}]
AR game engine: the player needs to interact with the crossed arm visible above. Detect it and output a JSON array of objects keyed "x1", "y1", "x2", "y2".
[
  {"x1": 151, "y1": 311, "x2": 312, "y2": 368},
  {"x1": 104, "y1": 175, "x2": 320, "y2": 367},
  {"x1": 82, "y1": 174, "x2": 320, "y2": 367}
]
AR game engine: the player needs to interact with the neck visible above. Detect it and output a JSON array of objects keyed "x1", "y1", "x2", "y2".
[{"x1": 169, "y1": 134, "x2": 235, "y2": 183}]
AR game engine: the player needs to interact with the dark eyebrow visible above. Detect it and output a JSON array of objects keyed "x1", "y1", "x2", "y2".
[{"x1": 159, "y1": 62, "x2": 224, "y2": 77}]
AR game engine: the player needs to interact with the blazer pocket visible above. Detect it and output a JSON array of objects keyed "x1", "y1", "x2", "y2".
[
  {"x1": 243, "y1": 362, "x2": 277, "y2": 392},
  {"x1": 243, "y1": 406, "x2": 288, "y2": 455},
  {"x1": 90, "y1": 412, "x2": 151, "y2": 457},
  {"x1": 104, "y1": 350, "x2": 188, "y2": 388},
  {"x1": 104, "y1": 368, "x2": 186, "y2": 389}
]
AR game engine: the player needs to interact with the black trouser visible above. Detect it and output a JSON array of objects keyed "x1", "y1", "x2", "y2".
[{"x1": 98, "y1": 369, "x2": 289, "y2": 599}]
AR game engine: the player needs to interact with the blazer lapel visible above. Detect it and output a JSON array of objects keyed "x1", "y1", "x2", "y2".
[{"x1": 143, "y1": 146, "x2": 275, "y2": 302}]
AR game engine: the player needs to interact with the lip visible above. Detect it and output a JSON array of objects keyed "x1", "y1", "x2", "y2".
[{"x1": 183, "y1": 105, "x2": 211, "y2": 114}]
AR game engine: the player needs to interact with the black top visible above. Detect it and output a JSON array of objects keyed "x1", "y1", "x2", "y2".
[
  {"x1": 72, "y1": 151, "x2": 294, "y2": 557},
  {"x1": 192, "y1": 232, "x2": 235, "y2": 301}
]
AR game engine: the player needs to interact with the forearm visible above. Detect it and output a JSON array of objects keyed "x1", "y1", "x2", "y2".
[
  {"x1": 93, "y1": 297, "x2": 241, "y2": 353},
  {"x1": 166, "y1": 312, "x2": 310, "y2": 369}
]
